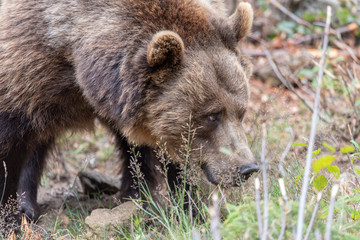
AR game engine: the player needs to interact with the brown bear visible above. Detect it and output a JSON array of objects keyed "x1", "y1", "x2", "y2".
[{"x1": 0, "y1": 0, "x2": 258, "y2": 222}]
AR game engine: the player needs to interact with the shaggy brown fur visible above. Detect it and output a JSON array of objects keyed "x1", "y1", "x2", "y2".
[{"x1": 0, "y1": 0, "x2": 257, "y2": 221}]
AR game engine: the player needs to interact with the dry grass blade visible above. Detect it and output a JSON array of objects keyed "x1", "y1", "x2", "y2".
[
  {"x1": 315, "y1": 229, "x2": 322, "y2": 240},
  {"x1": 261, "y1": 124, "x2": 268, "y2": 240},
  {"x1": 255, "y1": 177, "x2": 263, "y2": 237},
  {"x1": 277, "y1": 178, "x2": 287, "y2": 240},
  {"x1": 304, "y1": 192, "x2": 322, "y2": 240},
  {"x1": 324, "y1": 185, "x2": 339, "y2": 240},
  {"x1": 269, "y1": 0, "x2": 311, "y2": 27},
  {"x1": 209, "y1": 193, "x2": 221, "y2": 240},
  {"x1": 295, "y1": 6, "x2": 332, "y2": 240},
  {"x1": 277, "y1": 198, "x2": 286, "y2": 240},
  {"x1": 261, "y1": 44, "x2": 330, "y2": 123},
  {"x1": 278, "y1": 128, "x2": 295, "y2": 178}
]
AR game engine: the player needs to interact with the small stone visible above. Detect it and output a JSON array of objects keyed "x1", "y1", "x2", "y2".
[{"x1": 85, "y1": 201, "x2": 138, "y2": 238}]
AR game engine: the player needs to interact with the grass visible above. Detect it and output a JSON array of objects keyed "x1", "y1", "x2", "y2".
[
  {"x1": 1, "y1": 2, "x2": 360, "y2": 240},
  {"x1": 2, "y1": 74, "x2": 360, "y2": 239}
]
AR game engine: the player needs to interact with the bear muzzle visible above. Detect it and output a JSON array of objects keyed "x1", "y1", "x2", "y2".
[
  {"x1": 238, "y1": 162, "x2": 259, "y2": 181},
  {"x1": 201, "y1": 161, "x2": 259, "y2": 187}
]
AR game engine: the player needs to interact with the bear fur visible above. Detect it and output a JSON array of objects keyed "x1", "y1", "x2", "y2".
[{"x1": 0, "y1": 0, "x2": 257, "y2": 221}]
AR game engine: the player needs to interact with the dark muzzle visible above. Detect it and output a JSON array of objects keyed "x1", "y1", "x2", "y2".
[{"x1": 238, "y1": 163, "x2": 259, "y2": 181}]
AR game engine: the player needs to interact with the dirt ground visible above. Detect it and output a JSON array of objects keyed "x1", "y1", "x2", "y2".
[
  {"x1": 31, "y1": 0, "x2": 360, "y2": 234},
  {"x1": 33, "y1": 73, "x2": 359, "y2": 236}
]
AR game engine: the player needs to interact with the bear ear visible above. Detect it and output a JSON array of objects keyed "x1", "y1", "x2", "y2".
[
  {"x1": 229, "y1": 2, "x2": 253, "y2": 42},
  {"x1": 147, "y1": 31, "x2": 184, "y2": 68}
]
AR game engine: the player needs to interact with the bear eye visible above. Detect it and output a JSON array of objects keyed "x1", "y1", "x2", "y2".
[{"x1": 206, "y1": 113, "x2": 221, "y2": 124}]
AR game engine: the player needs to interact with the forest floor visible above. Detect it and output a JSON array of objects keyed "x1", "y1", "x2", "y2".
[{"x1": 2, "y1": 0, "x2": 360, "y2": 239}]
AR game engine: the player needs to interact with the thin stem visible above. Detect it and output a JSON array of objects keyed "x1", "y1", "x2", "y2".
[
  {"x1": 324, "y1": 185, "x2": 339, "y2": 240},
  {"x1": 295, "y1": 6, "x2": 332, "y2": 240},
  {"x1": 304, "y1": 192, "x2": 322, "y2": 240},
  {"x1": 261, "y1": 124, "x2": 268, "y2": 240},
  {"x1": 261, "y1": 44, "x2": 330, "y2": 123},
  {"x1": 269, "y1": 0, "x2": 312, "y2": 27},
  {"x1": 255, "y1": 178, "x2": 263, "y2": 237},
  {"x1": 278, "y1": 128, "x2": 295, "y2": 178},
  {"x1": 209, "y1": 193, "x2": 221, "y2": 240},
  {"x1": 277, "y1": 178, "x2": 287, "y2": 240}
]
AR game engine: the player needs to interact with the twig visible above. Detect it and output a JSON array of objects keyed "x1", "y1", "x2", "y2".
[
  {"x1": 278, "y1": 198, "x2": 286, "y2": 240},
  {"x1": 295, "y1": 6, "x2": 332, "y2": 240},
  {"x1": 347, "y1": 68, "x2": 360, "y2": 109},
  {"x1": 261, "y1": 124, "x2": 269, "y2": 240},
  {"x1": 261, "y1": 44, "x2": 330, "y2": 123},
  {"x1": 340, "y1": 70, "x2": 359, "y2": 116},
  {"x1": 268, "y1": 0, "x2": 312, "y2": 27},
  {"x1": 209, "y1": 193, "x2": 221, "y2": 240},
  {"x1": 315, "y1": 229, "x2": 322, "y2": 240},
  {"x1": 278, "y1": 128, "x2": 295, "y2": 178},
  {"x1": 277, "y1": 178, "x2": 287, "y2": 240},
  {"x1": 312, "y1": 60, "x2": 336, "y2": 79},
  {"x1": 294, "y1": 22, "x2": 359, "y2": 45},
  {"x1": 324, "y1": 185, "x2": 339, "y2": 240},
  {"x1": 333, "y1": 39, "x2": 360, "y2": 63},
  {"x1": 304, "y1": 192, "x2": 322, "y2": 240},
  {"x1": 255, "y1": 178, "x2": 263, "y2": 237}
]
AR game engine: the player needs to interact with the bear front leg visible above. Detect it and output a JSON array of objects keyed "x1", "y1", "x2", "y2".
[
  {"x1": 115, "y1": 135, "x2": 168, "y2": 206},
  {"x1": 0, "y1": 113, "x2": 30, "y2": 210},
  {"x1": 17, "y1": 139, "x2": 54, "y2": 221},
  {"x1": 0, "y1": 142, "x2": 29, "y2": 208}
]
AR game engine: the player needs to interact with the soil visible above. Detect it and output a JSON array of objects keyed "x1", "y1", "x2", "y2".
[
  {"x1": 32, "y1": 73, "x2": 359, "y2": 237},
  {"x1": 26, "y1": 0, "x2": 360, "y2": 235}
]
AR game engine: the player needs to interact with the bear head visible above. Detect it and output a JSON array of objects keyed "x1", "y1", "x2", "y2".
[{"x1": 133, "y1": 2, "x2": 258, "y2": 187}]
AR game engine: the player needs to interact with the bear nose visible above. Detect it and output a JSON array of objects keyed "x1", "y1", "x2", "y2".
[{"x1": 238, "y1": 163, "x2": 259, "y2": 180}]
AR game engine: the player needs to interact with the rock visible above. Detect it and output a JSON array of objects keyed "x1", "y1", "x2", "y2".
[
  {"x1": 85, "y1": 201, "x2": 138, "y2": 239},
  {"x1": 78, "y1": 170, "x2": 121, "y2": 196}
]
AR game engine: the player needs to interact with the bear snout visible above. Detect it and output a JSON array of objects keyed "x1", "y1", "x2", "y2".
[
  {"x1": 201, "y1": 161, "x2": 259, "y2": 187},
  {"x1": 238, "y1": 163, "x2": 259, "y2": 181}
]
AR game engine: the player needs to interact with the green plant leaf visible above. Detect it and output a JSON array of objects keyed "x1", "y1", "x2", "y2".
[
  {"x1": 292, "y1": 142, "x2": 308, "y2": 147},
  {"x1": 327, "y1": 165, "x2": 340, "y2": 179},
  {"x1": 336, "y1": 8, "x2": 350, "y2": 25},
  {"x1": 312, "y1": 155, "x2": 336, "y2": 172},
  {"x1": 299, "y1": 68, "x2": 317, "y2": 80},
  {"x1": 323, "y1": 141, "x2": 336, "y2": 152},
  {"x1": 350, "y1": 140, "x2": 360, "y2": 152},
  {"x1": 302, "y1": 12, "x2": 316, "y2": 22},
  {"x1": 351, "y1": 210, "x2": 360, "y2": 220},
  {"x1": 355, "y1": 167, "x2": 360, "y2": 175},
  {"x1": 295, "y1": 169, "x2": 304, "y2": 182},
  {"x1": 313, "y1": 175, "x2": 328, "y2": 191},
  {"x1": 341, "y1": 145, "x2": 355, "y2": 154},
  {"x1": 277, "y1": 20, "x2": 296, "y2": 34},
  {"x1": 312, "y1": 148, "x2": 321, "y2": 157},
  {"x1": 356, "y1": 98, "x2": 360, "y2": 107}
]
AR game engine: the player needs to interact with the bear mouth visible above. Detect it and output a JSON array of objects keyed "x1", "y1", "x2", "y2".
[
  {"x1": 201, "y1": 164, "x2": 220, "y2": 185},
  {"x1": 201, "y1": 163, "x2": 257, "y2": 187}
]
